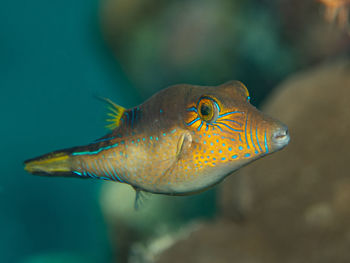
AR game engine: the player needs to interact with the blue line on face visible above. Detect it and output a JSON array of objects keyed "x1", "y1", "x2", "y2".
[
  {"x1": 197, "y1": 121, "x2": 203, "y2": 131},
  {"x1": 217, "y1": 119, "x2": 243, "y2": 127},
  {"x1": 256, "y1": 124, "x2": 263, "y2": 152},
  {"x1": 215, "y1": 122, "x2": 242, "y2": 132},
  {"x1": 187, "y1": 107, "x2": 197, "y2": 112},
  {"x1": 208, "y1": 123, "x2": 223, "y2": 131},
  {"x1": 250, "y1": 118, "x2": 257, "y2": 152},
  {"x1": 218, "y1": 111, "x2": 243, "y2": 118},
  {"x1": 186, "y1": 117, "x2": 200, "y2": 126},
  {"x1": 245, "y1": 114, "x2": 250, "y2": 149},
  {"x1": 264, "y1": 130, "x2": 269, "y2": 153}
]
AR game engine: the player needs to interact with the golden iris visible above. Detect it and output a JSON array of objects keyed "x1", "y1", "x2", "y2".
[{"x1": 197, "y1": 97, "x2": 219, "y2": 123}]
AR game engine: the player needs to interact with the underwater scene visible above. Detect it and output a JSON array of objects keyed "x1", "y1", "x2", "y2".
[{"x1": 1, "y1": 0, "x2": 350, "y2": 262}]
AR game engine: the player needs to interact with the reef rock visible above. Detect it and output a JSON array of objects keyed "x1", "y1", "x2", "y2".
[{"x1": 156, "y1": 60, "x2": 350, "y2": 263}]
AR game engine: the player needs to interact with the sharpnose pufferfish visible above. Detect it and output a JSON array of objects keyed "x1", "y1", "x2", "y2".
[{"x1": 24, "y1": 81, "x2": 290, "y2": 208}]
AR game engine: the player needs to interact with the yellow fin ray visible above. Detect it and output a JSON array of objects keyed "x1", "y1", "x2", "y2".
[{"x1": 100, "y1": 97, "x2": 126, "y2": 130}]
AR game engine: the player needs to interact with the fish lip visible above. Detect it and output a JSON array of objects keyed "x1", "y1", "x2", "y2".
[{"x1": 271, "y1": 125, "x2": 290, "y2": 149}]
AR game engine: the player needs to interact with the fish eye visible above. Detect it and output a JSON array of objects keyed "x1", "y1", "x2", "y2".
[{"x1": 197, "y1": 96, "x2": 219, "y2": 123}]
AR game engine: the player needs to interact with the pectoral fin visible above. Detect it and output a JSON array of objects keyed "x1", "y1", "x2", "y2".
[
  {"x1": 176, "y1": 131, "x2": 192, "y2": 159},
  {"x1": 133, "y1": 187, "x2": 152, "y2": 210}
]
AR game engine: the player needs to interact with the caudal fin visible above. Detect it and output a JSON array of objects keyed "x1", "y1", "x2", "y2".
[{"x1": 24, "y1": 151, "x2": 73, "y2": 177}]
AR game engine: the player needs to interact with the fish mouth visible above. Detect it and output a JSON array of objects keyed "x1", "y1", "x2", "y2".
[{"x1": 271, "y1": 124, "x2": 290, "y2": 150}]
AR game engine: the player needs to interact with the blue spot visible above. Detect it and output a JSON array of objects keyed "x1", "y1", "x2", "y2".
[
  {"x1": 156, "y1": 137, "x2": 159, "y2": 141},
  {"x1": 210, "y1": 150, "x2": 214, "y2": 154},
  {"x1": 255, "y1": 150, "x2": 259, "y2": 154},
  {"x1": 131, "y1": 140, "x2": 134, "y2": 144},
  {"x1": 203, "y1": 141, "x2": 206, "y2": 144},
  {"x1": 222, "y1": 143, "x2": 226, "y2": 146},
  {"x1": 239, "y1": 146, "x2": 243, "y2": 150},
  {"x1": 121, "y1": 141, "x2": 125, "y2": 144},
  {"x1": 219, "y1": 150, "x2": 222, "y2": 153},
  {"x1": 228, "y1": 147, "x2": 232, "y2": 151},
  {"x1": 142, "y1": 138, "x2": 145, "y2": 141},
  {"x1": 160, "y1": 109, "x2": 163, "y2": 113},
  {"x1": 232, "y1": 155, "x2": 238, "y2": 159},
  {"x1": 205, "y1": 160, "x2": 208, "y2": 163},
  {"x1": 137, "y1": 139, "x2": 140, "y2": 142},
  {"x1": 150, "y1": 136, "x2": 153, "y2": 140},
  {"x1": 163, "y1": 133, "x2": 166, "y2": 136},
  {"x1": 170, "y1": 129, "x2": 177, "y2": 134},
  {"x1": 213, "y1": 157, "x2": 216, "y2": 161},
  {"x1": 120, "y1": 152, "x2": 123, "y2": 156},
  {"x1": 207, "y1": 156, "x2": 210, "y2": 159},
  {"x1": 208, "y1": 135, "x2": 211, "y2": 138},
  {"x1": 212, "y1": 162, "x2": 216, "y2": 165},
  {"x1": 216, "y1": 139, "x2": 219, "y2": 143},
  {"x1": 244, "y1": 153, "x2": 251, "y2": 157},
  {"x1": 221, "y1": 157, "x2": 226, "y2": 161},
  {"x1": 210, "y1": 142, "x2": 214, "y2": 146}
]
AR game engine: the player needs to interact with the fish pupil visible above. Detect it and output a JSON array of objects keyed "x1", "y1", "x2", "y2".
[{"x1": 200, "y1": 104, "x2": 211, "y2": 116}]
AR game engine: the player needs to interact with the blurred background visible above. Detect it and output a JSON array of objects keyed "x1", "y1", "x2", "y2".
[{"x1": 1, "y1": 0, "x2": 349, "y2": 262}]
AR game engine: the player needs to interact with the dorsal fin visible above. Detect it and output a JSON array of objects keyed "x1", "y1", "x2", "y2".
[{"x1": 100, "y1": 97, "x2": 126, "y2": 130}]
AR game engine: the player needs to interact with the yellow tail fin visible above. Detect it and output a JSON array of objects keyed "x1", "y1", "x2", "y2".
[{"x1": 24, "y1": 152, "x2": 71, "y2": 176}]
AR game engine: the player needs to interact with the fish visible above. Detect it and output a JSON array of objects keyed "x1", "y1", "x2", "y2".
[
  {"x1": 318, "y1": 0, "x2": 350, "y2": 33},
  {"x1": 24, "y1": 81, "x2": 290, "y2": 208}
]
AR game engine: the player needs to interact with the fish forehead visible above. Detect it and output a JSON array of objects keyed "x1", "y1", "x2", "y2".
[{"x1": 182, "y1": 81, "x2": 248, "y2": 107}]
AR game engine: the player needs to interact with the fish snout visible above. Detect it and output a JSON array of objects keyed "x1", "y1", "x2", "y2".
[{"x1": 270, "y1": 123, "x2": 290, "y2": 151}]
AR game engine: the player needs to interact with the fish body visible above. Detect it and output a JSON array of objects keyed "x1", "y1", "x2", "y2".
[{"x1": 25, "y1": 81, "x2": 289, "y2": 197}]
